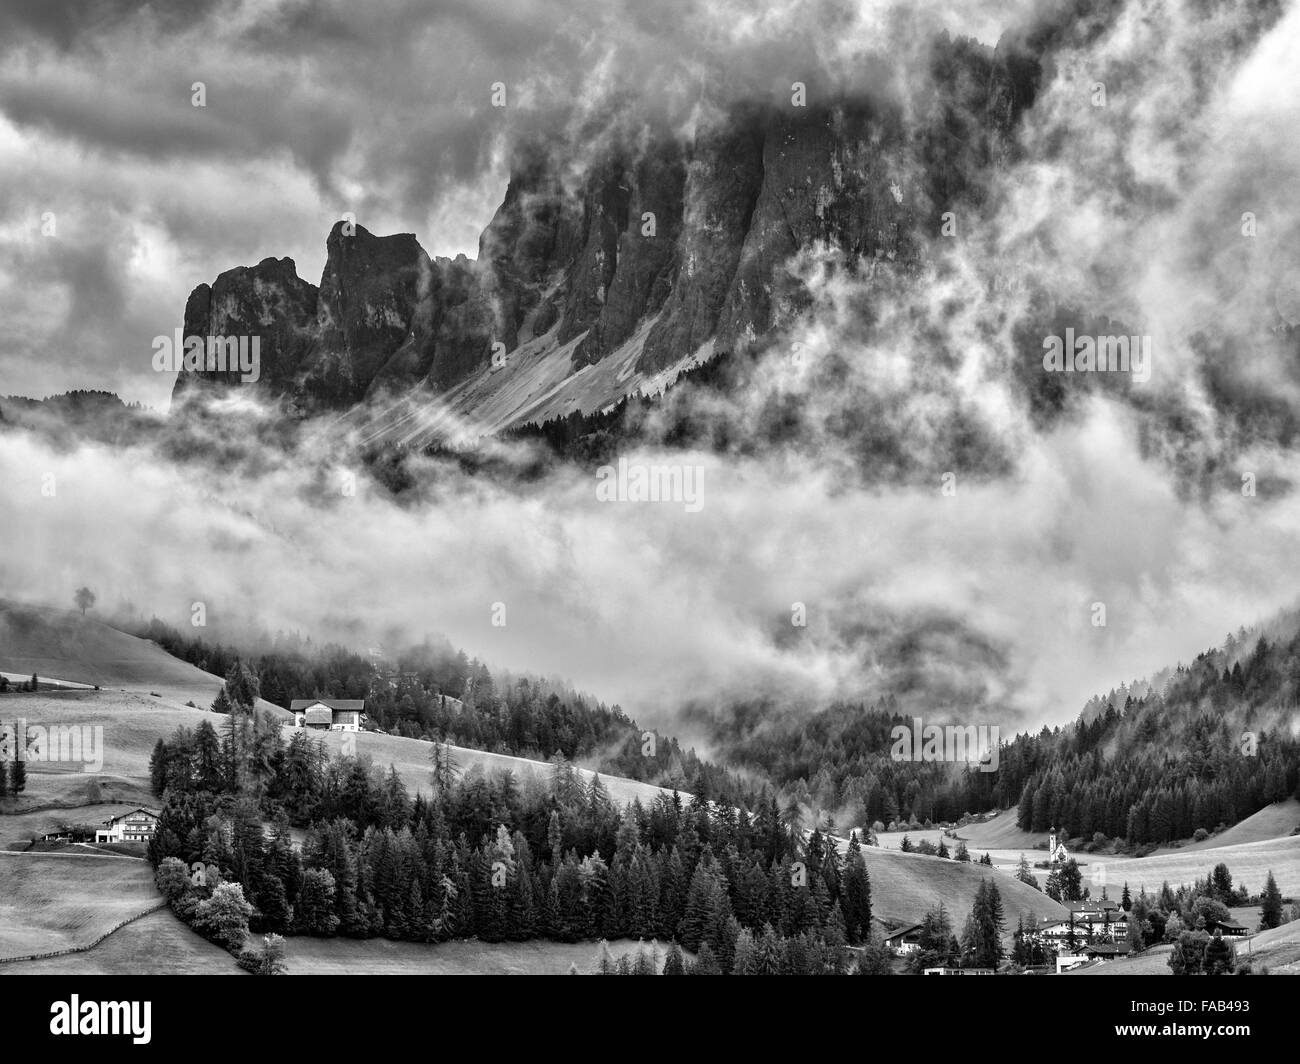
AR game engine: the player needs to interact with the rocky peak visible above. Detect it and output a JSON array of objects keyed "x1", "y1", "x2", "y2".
[{"x1": 170, "y1": 33, "x2": 1042, "y2": 431}]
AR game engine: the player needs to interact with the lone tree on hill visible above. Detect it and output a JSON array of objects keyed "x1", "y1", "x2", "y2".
[
  {"x1": 74, "y1": 587, "x2": 96, "y2": 615},
  {"x1": 223, "y1": 661, "x2": 260, "y2": 712},
  {"x1": 11, "y1": 745, "x2": 26, "y2": 794},
  {"x1": 1260, "y1": 871, "x2": 1283, "y2": 930}
]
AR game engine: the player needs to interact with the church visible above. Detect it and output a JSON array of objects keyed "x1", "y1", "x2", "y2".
[{"x1": 1047, "y1": 826, "x2": 1070, "y2": 865}]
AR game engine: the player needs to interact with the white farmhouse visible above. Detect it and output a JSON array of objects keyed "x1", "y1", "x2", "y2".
[
  {"x1": 95, "y1": 808, "x2": 160, "y2": 844},
  {"x1": 291, "y1": 698, "x2": 364, "y2": 732}
]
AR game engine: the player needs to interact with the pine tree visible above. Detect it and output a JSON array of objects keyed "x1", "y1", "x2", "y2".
[
  {"x1": 1260, "y1": 870, "x2": 1283, "y2": 930},
  {"x1": 756, "y1": 923, "x2": 784, "y2": 974},
  {"x1": 1210, "y1": 863, "x2": 1234, "y2": 904},
  {"x1": 970, "y1": 879, "x2": 1006, "y2": 969},
  {"x1": 662, "y1": 942, "x2": 686, "y2": 975},
  {"x1": 1011, "y1": 914, "x2": 1029, "y2": 966},
  {"x1": 1203, "y1": 932, "x2": 1234, "y2": 975},
  {"x1": 149, "y1": 738, "x2": 168, "y2": 795},
  {"x1": 678, "y1": 862, "x2": 718, "y2": 951},
  {"x1": 1057, "y1": 858, "x2": 1083, "y2": 901},
  {"x1": 691, "y1": 941, "x2": 722, "y2": 975},
  {"x1": 632, "y1": 942, "x2": 657, "y2": 976},
  {"x1": 732, "y1": 929, "x2": 758, "y2": 974},
  {"x1": 840, "y1": 836, "x2": 873, "y2": 944},
  {"x1": 11, "y1": 745, "x2": 26, "y2": 794}
]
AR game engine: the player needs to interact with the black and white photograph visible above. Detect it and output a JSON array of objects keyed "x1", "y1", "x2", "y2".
[{"x1": 0, "y1": 0, "x2": 1297, "y2": 1028}]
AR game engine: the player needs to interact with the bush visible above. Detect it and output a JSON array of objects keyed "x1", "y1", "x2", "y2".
[
  {"x1": 1193, "y1": 828, "x2": 1209, "y2": 842},
  {"x1": 237, "y1": 934, "x2": 287, "y2": 975},
  {"x1": 194, "y1": 882, "x2": 253, "y2": 952},
  {"x1": 154, "y1": 857, "x2": 191, "y2": 902}
]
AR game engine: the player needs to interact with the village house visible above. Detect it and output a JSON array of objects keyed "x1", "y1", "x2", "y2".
[
  {"x1": 1029, "y1": 901, "x2": 1129, "y2": 949},
  {"x1": 291, "y1": 698, "x2": 365, "y2": 732},
  {"x1": 1205, "y1": 918, "x2": 1249, "y2": 938},
  {"x1": 883, "y1": 923, "x2": 925, "y2": 956},
  {"x1": 94, "y1": 808, "x2": 160, "y2": 844}
]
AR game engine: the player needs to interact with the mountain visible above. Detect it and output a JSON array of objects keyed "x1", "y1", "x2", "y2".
[
  {"x1": 706, "y1": 615, "x2": 1300, "y2": 848},
  {"x1": 0, "y1": 391, "x2": 159, "y2": 445},
  {"x1": 171, "y1": 32, "x2": 1041, "y2": 440}
]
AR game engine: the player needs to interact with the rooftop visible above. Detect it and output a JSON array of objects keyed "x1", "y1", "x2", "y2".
[{"x1": 290, "y1": 698, "x2": 366, "y2": 711}]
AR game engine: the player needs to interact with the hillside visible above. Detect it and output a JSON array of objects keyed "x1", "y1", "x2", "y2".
[
  {"x1": 0, "y1": 851, "x2": 160, "y2": 960},
  {"x1": 1148, "y1": 799, "x2": 1300, "y2": 854},
  {"x1": 0, "y1": 684, "x2": 670, "y2": 815},
  {"x1": 1098, "y1": 835, "x2": 1300, "y2": 898},
  {"x1": 287, "y1": 724, "x2": 674, "y2": 808},
  {"x1": 834, "y1": 836, "x2": 1068, "y2": 937},
  {"x1": 0, "y1": 601, "x2": 281, "y2": 711},
  {"x1": 958, "y1": 809, "x2": 1046, "y2": 852},
  {"x1": 0, "y1": 908, "x2": 241, "y2": 976},
  {"x1": 267, "y1": 936, "x2": 669, "y2": 975}
]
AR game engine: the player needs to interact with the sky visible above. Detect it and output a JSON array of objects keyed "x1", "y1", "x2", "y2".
[
  {"x1": 3, "y1": 0, "x2": 1300, "y2": 743},
  {"x1": 0, "y1": 0, "x2": 1032, "y2": 408}
]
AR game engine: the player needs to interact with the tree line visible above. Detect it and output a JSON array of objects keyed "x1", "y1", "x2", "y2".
[
  {"x1": 145, "y1": 688, "x2": 879, "y2": 974},
  {"x1": 136, "y1": 623, "x2": 743, "y2": 801}
]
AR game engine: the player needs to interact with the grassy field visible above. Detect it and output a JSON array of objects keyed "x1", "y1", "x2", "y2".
[
  {"x1": 1091, "y1": 835, "x2": 1300, "y2": 897},
  {"x1": 959, "y1": 809, "x2": 1047, "y2": 852},
  {"x1": 0, "y1": 601, "x2": 673, "y2": 814},
  {"x1": 875, "y1": 810, "x2": 1047, "y2": 858},
  {"x1": 890, "y1": 804, "x2": 1300, "y2": 904},
  {"x1": 0, "y1": 686, "x2": 673, "y2": 815},
  {"x1": 0, "y1": 851, "x2": 159, "y2": 959},
  {"x1": 0, "y1": 600, "x2": 285, "y2": 710},
  {"x1": 1147, "y1": 799, "x2": 1300, "y2": 854},
  {"x1": 290, "y1": 725, "x2": 673, "y2": 809},
  {"x1": 0, "y1": 690, "x2": 220, "y2": 812},
  {"x1": 0, "y1": 802, "x2": 145, "y2": 847},
  {"x1": 0, "y1": 908, "x2": 243, "y2": 975},
  {"x1": 4, "y1": 913, "x2": 676, "y2": 975},
  {"x1": 274, "y1": 935, "x2": 675, "y2": 975},
  {"x1": 840, "y1": 840, "x2": 1069, "y2": 936}
]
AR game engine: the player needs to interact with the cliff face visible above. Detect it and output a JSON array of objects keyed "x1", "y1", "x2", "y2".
[
  {"x1": 170, "y1": 36, "x2": 1040, "y2": 429},
  {"x1": 172, "y1": 256, "x2": 318, "y2": 397}
]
